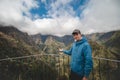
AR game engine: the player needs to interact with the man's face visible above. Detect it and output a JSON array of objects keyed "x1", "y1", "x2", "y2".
[{"x1": 73, "y1": 33, "x2": 81, "y2": 41}]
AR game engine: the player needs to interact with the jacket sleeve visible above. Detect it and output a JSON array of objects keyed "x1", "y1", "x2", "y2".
[
  {"x1": 63, "y1": 47, "x2": 72, "y2": 55},
  {"x1": 83, "y1": 43, "x2": 93, "y2": 77}
]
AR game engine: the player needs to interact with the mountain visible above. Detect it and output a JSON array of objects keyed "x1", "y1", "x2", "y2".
[
  {"x1": 0, "y1": 25, "x2": 36, "y2": 46},
  {"x1": 99, "y1": 31, "x2": 118, "y2": 43},
  {"x1": 86, "y1": 33, "x2": 104, "y2": 42},
  {"x1": 61, "y1": 35, "x2": 73, "y2": 45},
  {"x1": 32, "y1": 30, "x2": 120, "y2": 46},
  {"x1": 0, "y1": 26, "x2": 57, "y2": 80},
  {"x1": 32, "y1": 36, "x2": 65, "y2": 54},
  {"x1": 104, "y1": 30, "x2": 120, "y2": 59},
  {"x1": 0, "y1": 32, "x2": 31, "y2": 59},
  {"x1": 31, "y1": 30, "x2": 120, "y2": 58},
  {"x1": 31, "y1": 34, "x2": 73, "y2": 46},
  {"x1": 0, "y1": 26, "x2": 41, "y2": 59},
  {"x1": 88, "y1": 30, "x2": 120, "y2": 60},
  {"x1": 0, "y1": 25, "x2": 120, "y2": 80},
  {"x1": 0, "y1": 26, "x2": 43, "y2": 58},
  {"x1": 86, "y1": 30, "x2": 120, "y2": 60},
  {"x1": 31, "y1": 33, "x2": 43, "y2": 45},
  {"x1": 86, "y1": 30, "x2": 120, "y2": 43},
  {"x1": 105, "y1": 30, "x2": 120, "y2": 48},
  {"x1": 31, "y1": 34, "x2": 73, "y2": 54}
]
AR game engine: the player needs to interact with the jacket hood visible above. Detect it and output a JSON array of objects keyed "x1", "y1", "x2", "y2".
[{"x1": 75, "y1": 36, "x2": 88, "y2": 45}]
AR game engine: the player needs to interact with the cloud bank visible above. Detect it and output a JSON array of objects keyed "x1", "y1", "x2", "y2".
[{"x1": 0, "y1": 0, "x2": 120, "y2": 36}]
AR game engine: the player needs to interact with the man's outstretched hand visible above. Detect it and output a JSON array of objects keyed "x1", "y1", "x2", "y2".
[
  {"x1": 58, "y1": 48, "x2": 64, "y2": 54},
  {"x1": 58, "y1": 48, "x2": 63, "y2": 52}
]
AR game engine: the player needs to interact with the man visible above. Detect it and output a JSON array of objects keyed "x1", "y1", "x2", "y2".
[{"x1": 59, "y1": 29, "x2": 93, "y2": 80}]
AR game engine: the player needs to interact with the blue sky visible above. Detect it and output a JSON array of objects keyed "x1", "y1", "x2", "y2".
[
  {"x1": 0, "y1": 0, "x2": 120, "y2": 36},
  {"x1": 30, "y1": 0, "x2": 89, "y2": 19}
]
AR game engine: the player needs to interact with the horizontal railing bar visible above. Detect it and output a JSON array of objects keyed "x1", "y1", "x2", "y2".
[
  {"x1": 0, "y1": 54, "x2": 120, "y2": 62},
  {"x1": 93, "y1": 57, "x2": 120, "y2": 63},
  {"x1": 0, "y1": 54, "x2": 42, "y2": 62}
]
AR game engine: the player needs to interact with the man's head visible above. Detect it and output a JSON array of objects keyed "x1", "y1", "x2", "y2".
[{"x1": 72, "y1": 29, "x2": 82, "y2": 41}]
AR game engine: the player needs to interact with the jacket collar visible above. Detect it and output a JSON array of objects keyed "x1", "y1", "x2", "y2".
[{"x1": 74, "y1": 36, "x2": 87, "y2": 45}]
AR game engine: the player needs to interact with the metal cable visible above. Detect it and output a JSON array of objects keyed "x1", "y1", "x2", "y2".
[{"x1": 0, "y1": 54, "x2": 120, "y2": 62}]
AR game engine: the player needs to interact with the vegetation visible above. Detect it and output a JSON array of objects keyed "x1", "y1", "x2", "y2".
[
  {"x1": 0, "y1": 27, "x2": 58, "y2": 80},
  {"x1": 0, "y1": 26, "x2": 120, "y2": 80}
]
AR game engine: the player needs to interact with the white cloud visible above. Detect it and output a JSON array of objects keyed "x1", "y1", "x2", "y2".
[
  {"x1": 0, "y1": 0, "x2": 120, "y2": 36},
  {"x1": 0, "y1": 0, "x2": 82, "y2": 36},
  {"x1": 0, "y1": 0, "x2": 38, "y2": 28},
  {"x1": 47, "y1": 0, "x2": 74, "y2": 18},
  {"x1": 27, "y1": 17, "x2": 83, "y2": 36},
  {"x1": 81, "y1": 0, "x2": 120, "y2": 33}
]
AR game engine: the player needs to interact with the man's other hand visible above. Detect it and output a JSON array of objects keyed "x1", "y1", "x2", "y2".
[{"x1": 82, "y1": 77, "x2": 88, "y2": 80}]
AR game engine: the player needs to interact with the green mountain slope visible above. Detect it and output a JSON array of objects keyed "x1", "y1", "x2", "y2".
[
  {"x1": 89, "y1": 41, "x2": 119, "y2": 80},
  {"x1": 104, "y1": 30, "x2": 120, "y2": 59},
  {"x1": 0, "y1": 32, "x2": 39, "y2": 59},
  {"x1": 0, "y1": 26, "x2": 36, "y2": 46},
  {"x1": 0, "y1": 25, "x2": 120, "y2": 80},
  {"x1": 40, "y1": 36, "x2": 65, "y2": 54},
  {"x1": 0, "y1": 26, "x2": 57, "y2": 80}
]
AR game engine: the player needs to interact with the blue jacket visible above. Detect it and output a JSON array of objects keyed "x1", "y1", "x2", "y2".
[{"x1": 63, "y1": 36, "x2": 93, "y2": 77}]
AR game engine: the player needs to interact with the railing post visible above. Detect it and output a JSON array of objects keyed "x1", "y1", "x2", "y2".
[
  {"x1": 98, "y1": 59, "x2": 101, "y2": 80},
  {"x1": 63, "y1": 55, "x2": 65, "y2": 76},
  {"x1": 92, "y1": 67, "x2": 94, "y2": 80},
  {"x1": 106, "y1": 60, "x2": 110, "y2": 80},
  {"x1": 59, "y1": 55, "x2": 61, "y2": 79},
  {"x1": 40, "y1": 56, "x2": 43, "y2": 80},
  {"x1": 49, "y1": 55, "x2": 51, "y2": 79},
  {"x1": 118, "y1": 62, "x2": 120, "y2": 80},
  {"x1": 44, "y1": 55, "x2": 46, "y2": 80},
  {"x1": 68, "y1": 56, "x2": 70, "y2": 80}
]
